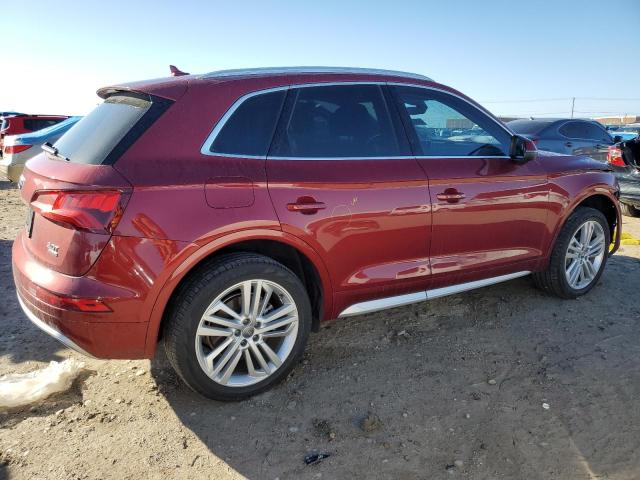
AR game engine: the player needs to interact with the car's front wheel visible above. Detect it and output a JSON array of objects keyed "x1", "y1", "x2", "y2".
[
  {"x1": 163, "y1": 253, "x2": 312, "y2": 401},
  {"x1": 533, "y1": 207, "x2": 610, "y2": 299}
]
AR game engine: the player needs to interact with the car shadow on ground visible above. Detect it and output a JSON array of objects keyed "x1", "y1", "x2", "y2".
[
  {"x1": 0, "y1": 239, "x2": 68, "y2": 365},
  {"x1": 150, "y1": 253, "x2": 640, "y2": 479}
]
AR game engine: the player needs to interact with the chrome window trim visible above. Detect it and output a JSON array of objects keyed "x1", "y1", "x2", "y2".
[
  {"x1": 201, "y1": 81, "x2": 516, "y2": 159},
  {"x1": 200, "y1": 66, "x2": 432, "y2": 82},
  {"x1": 200, "y1": 85, "x2": 288, "y2": 157},
  {"x1": 338, "y1": 271, "x2": 530, "y2": 318}
]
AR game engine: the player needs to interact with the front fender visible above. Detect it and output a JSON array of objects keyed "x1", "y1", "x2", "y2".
[{"x1": 542, "y1": 182, "x2": 621, "y2": 268}]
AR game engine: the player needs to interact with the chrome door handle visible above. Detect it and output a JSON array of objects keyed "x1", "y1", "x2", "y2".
[{"x1": 436, "y1": 191, "x2": 465, "y2": 203}]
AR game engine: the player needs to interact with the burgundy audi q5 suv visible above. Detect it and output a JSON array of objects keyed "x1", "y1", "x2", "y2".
[{"x1": 12, "y1": 67, "x2": 621, "y2": 400}]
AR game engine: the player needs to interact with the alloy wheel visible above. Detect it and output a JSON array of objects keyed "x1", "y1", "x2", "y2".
[
  {"x1": 194, "y1": 280, "x2": 299, "y2": 387},
  {"x1": 564, "y1": 220, "x2": 606, "y2": 290}
]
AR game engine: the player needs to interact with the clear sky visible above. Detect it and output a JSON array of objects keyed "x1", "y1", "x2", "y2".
[{"x1": 3, "y1": 0, "x2": 640, "y2": 118}]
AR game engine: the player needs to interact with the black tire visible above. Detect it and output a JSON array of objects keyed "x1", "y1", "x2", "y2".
[
  {"x1": 620, "y1": 202, "x2": 640, "y2": 218},
  {"x1": 163, "y1": 253, "x2": 312, "y2": 401},
  {"x1": 532, "y1": 207, "x2": 610, "y2": 299}
]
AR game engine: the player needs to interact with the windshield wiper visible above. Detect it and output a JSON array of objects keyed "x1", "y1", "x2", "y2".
[{"x1": 41, "y1": 142, "x2": 70, "y2": 161}]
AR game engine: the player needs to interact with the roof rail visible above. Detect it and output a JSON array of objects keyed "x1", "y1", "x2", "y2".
[{"x1": 200, "y1": 66, "x2": 432, "y2": 82}]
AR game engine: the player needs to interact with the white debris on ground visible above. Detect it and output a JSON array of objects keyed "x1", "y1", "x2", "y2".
[{"x1": 0, "y1": 358, "x2": 85, "y2": 408}]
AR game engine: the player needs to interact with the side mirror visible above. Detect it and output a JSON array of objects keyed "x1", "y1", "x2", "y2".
[
  {"x1": 613, "y1": 135, "x2": 623, "y2": 143},
  {"x1": 509, "y1": 135, "x2": 538, "y2": 164}
]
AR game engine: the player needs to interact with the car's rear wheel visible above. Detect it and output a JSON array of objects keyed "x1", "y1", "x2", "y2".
[
  {"x1": 620, "y1": 202, "x2": 640, "y2": 217},
  {"x1": 163, "y1": 253, "x2": 312, "y2": 401},
  {"x1": 533, "y1": 207, "x2": 610, "y2": 299}
]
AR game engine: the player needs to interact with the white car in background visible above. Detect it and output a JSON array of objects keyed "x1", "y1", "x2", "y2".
[{"x1": 1, "y1": 116, "x2": 81, "y2": 182}]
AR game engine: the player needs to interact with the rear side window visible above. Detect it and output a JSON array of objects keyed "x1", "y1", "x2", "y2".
[
  {"x1": 209, "y1": 90, "x2": 285, "y2": 157},
  {"x1": 53, "y1": 93, "x2": 152, "y2": 165},
  {"x1": 272, "y1": 84, "x2": 403, "y2": 158}
]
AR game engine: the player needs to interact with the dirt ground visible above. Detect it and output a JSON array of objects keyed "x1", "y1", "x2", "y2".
[{"x1": 1, "y1": 180, "x2": 639, "y2": 480}]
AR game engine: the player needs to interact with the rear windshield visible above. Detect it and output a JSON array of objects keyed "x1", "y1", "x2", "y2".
[
  {"x1": 53, "y1": 93, "x2": 151, "y2": 164},
  {"x1": 507, "y1": 120, "x2": 554, "y2": 136}
]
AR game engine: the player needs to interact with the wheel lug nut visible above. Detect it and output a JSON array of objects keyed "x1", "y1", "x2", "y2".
[
  {"x1": 253, "y1": 335, "x2": 259, "y2": 341},
  {"x1": 242, "y1": 318, "x2": 250, "y2": 325},
  {"x1": 234, "y1": 330, "x2": 241, "y2": 336},
  {"x1": 240, "y1": 339, "x2": 247, "y2": 346}
]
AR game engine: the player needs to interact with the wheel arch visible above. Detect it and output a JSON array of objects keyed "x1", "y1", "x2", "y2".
[
  {"x1": 550, "y1": 189, "x2": 621, "y2": 262},
  {"x1": 143, "y1": 230, "x2": 333, "y2": 357}
]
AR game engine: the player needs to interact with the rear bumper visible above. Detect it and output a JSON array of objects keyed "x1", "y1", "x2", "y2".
[
  {"x1": 12, "y1": 231, "x2": 154, "y2": 359},
  {"x1": 16, "y1": 293, "x2": 96, "y2": 358}
]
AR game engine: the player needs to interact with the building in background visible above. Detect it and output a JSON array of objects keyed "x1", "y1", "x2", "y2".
[{"x1": 593, "y1": 115, "x2": 640, "y2": 126}]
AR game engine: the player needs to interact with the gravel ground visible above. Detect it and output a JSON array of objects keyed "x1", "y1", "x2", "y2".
[{"x1": 1, "y1": 180, "x2": 640, "y2": 480}]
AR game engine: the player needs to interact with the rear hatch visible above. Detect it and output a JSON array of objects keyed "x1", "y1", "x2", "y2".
[{"x1": 18, "y1": 91, "x2": 170, "y2": 276}]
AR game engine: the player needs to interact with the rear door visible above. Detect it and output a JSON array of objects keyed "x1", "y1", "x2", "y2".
[
  {"x1": 266, "y1": 83, "x2": 431, "y2": 306},
  {"x1": 390, "y1": 85, "x2": 549, "y2": 287}
]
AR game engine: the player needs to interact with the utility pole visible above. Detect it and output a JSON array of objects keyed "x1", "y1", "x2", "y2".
[{"x1": 570, "y1": 97, "x2": 575, "y2": 118}]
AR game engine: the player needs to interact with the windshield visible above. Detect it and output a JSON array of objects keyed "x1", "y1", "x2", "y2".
[{"x1": 53, "y1": 93, "x2": 151, "y2": 164}]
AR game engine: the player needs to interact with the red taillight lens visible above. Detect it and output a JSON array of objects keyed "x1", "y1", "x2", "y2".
[
  {"x1": 31, "y1": 190, "x2": 126, "y2": 233},
  {"x1": 608, "y1": 147, "x2": 625, "y2": 167},
  {"x1": 4, "y1": 144, "x2": 32, "y2": 154},
  {"x1": 31, "y1": 283, "x2": 112, "y2": 312}
]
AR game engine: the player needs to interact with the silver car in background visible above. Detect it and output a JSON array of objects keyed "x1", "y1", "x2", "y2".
[{"x1": 1, "y1": 116, "x2": 81, "y2": 181}]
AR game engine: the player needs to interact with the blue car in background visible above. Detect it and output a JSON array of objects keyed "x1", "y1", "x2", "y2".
[{"x1": 0, "y1": 116, "x2": 81, "y2": 181}]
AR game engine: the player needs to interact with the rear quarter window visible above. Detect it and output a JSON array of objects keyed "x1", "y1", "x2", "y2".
[
  {"x1": 206, "y1": 90, "x2": 286, "y2": 157},
  {"x1": 53, "y1": 93, "x2": 156, "y2": 165}
]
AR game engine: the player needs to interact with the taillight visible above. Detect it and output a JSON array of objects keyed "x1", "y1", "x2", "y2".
[
  {"x1": 30, "y1": 190, "x2": 127, "y2": 234},
  {"x1": 4, "y1": 144, "x2": 32, "y2": 155},
  {"x1": 608, "y1": 147, "x2": 625, "y2": 167}
]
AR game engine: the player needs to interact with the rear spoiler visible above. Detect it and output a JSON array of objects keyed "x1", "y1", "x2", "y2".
[{"x1": 97, "y1": 77, "x2": 189, "y2": 101}]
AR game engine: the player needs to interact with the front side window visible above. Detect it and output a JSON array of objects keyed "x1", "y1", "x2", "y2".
[
  {"x1": 209, "y1": 90, "x2": 286, "y2": 157},
  {"x1": 392, "y1": 86, "x2": 511, "y2": 157},
  {"x1": 272, "y1": 84, "x2": 403, "y2": 158}
]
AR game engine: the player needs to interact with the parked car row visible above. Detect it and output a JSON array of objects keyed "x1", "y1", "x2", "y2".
[
  {"x1": 0, "y1": 117, "x2": 81, "y2": 182},
  {"x1": 11, "y1": 66, "x2": 622, "y2": 401},
  {"x1": 0, "y1": 113, "x2": 76, "y2": 181},
  {"x1": 508, "y1": 118, "x2": 639, "y2": 217}
]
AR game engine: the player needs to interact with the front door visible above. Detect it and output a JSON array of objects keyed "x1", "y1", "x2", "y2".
[
  {"x1": 390, "y1": 85, "x2": 550, "y2": 288},
  {"x1": 266, "y1": 83, "x2": 431, "y2": 309}
]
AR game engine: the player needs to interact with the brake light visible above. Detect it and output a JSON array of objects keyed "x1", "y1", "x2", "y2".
[
  {"x1": 4, "y1": 144, "x2": 32, "y2": 154},
  {"x1": 30, "y1": 190, "x2": 127, "y2": 233},
  {"x1": 608, "y1": 147, "x2": 625, "y2": 167},
  {"x1": 31, "y1": 283, "x2": 111, "y2": 312}
]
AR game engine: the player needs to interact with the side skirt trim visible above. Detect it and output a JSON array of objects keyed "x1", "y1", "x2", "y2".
[{"x1": 337, "y1": 271, "x2": 530, "y2": 318}]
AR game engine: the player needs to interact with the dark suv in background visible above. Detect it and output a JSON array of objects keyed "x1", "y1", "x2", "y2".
[{"x1": 508, "y1": 118, "x2": 619, "y2": 163}]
